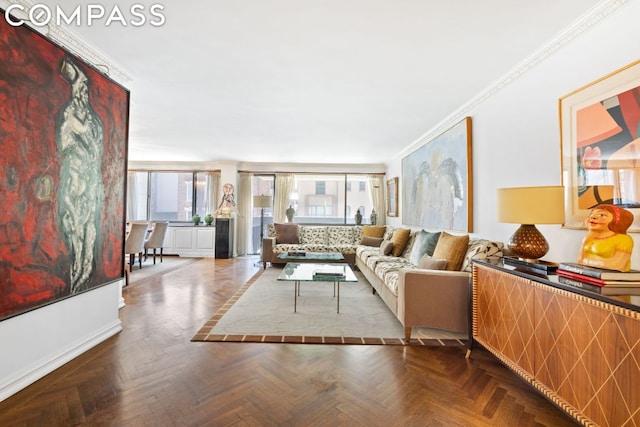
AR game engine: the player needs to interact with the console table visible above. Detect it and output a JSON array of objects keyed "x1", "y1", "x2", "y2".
[
  {"x1": 162, "y1": 225, "x2": 215, "y2": 257},
  {"x1": 471, "y1": 260, "x2": 640, "y2": 427}
]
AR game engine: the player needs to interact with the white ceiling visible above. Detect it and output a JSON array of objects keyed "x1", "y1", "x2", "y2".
[{"x1": 39, "y1": 0, "x2": 603, "y2": 164}]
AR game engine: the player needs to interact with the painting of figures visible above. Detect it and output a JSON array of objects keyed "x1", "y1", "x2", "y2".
[
  {"x1": 0, "y1": 12, "x2": 129, "y2": 321},
  {"x1": 402, "y1": 117, "x2": 472, "y2": 232}
]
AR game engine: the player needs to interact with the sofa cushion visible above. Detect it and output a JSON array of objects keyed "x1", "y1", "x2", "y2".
[
  {"x1": 361, "y1": 236, "x2": 383, "y2": 247},
  {"x1": 300, "y1": 226, "x2": 328, "y2": 245},
  {"x1": 418, "y1": 255, "x2": 449, "y2": 270},
  {"x1": 390, "y1": 228, "x2": 411, "y2": 257},
  {"x1": 362, "y1": 225, "x2": 386, "y2": 238},
  {"x1": 275, "y1": 223, "x2": 299, "y2": 244},
  {"x1": 409, "y1": 230, "x2": 441, "y2": 266},
  {"x1": 432, "y1": 231, "x2": 469, "y2": 271},
  {"x1": 267, "y1": 223, "x2": 277, "y2": 238},
  {"x1": 461, "y1": 239, "x2": 505, "y2": 272},
  {"x1": 327, "y1": 226, "x2": 353, "y2": 245},
  {"x1": 380, "y1": 239, "x2": 394, "y2": 255}
]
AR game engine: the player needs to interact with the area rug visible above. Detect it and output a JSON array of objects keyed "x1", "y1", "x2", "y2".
[
  {"x1": 129, "y1": 256, "x2": 199, "y2": 284},
  {"x1": 192, "y1": 267, "x2": 468, "y2": 346}
]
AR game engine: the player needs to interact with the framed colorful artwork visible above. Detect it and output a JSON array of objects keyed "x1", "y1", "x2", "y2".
[
  {"x1": 401, "y1": 117, "x2": 473, "y2": 232},
  {"x1": 0, "y1": 9, "x2": 130, "y2": 321},
  {"x1": 560, "y1": 59, "x2": 640, "y2": 231},
  {"x1": 387, "y1": 177, "x2": 398, "y2": 217}
]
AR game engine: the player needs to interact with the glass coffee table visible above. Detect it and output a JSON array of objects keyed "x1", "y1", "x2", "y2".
[{"x1": 277, "y1": 262, "x2": 357, "y2": 313}]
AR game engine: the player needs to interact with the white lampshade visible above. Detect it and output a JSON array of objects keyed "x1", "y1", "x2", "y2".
[
  {"x1": 497, "y1": 186, "x2": 565, "y2": 225},
  {"x1": 253, "y1": 195, "x2": 273, "y2": 208}
]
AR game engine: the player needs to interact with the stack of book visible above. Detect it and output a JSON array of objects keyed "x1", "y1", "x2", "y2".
[
  {"x1": 288, "y1": 250, "x2": 306, "y2": 256},
  {"x1": 313, "y1": 266, "x2": 346, "y2": 280},
  {"x1": 503, "y1": 256, "x2": 558, "y2": 275},
  {"x1": 556, "y1": 262, "x2": 640, "y2": 295}
]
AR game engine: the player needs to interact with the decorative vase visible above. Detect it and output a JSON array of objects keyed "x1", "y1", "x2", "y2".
[
  {"x1": 286, "y1": 205, "x2": 295, "y2": 222},
  {"x1": 355, "y1": 209, "x2": 362, "y2": 225},
  {"x1": 204, "y1": 214, "x2": 214, "y2": 225},
  {"x1": 370, "y1": 209, "x2": 377, "y2": 225},
  {"x1": 192, "y1": 214, "x2": 201, "y2": 226}
]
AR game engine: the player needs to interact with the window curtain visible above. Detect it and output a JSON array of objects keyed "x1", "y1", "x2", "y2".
[
  {"x1": 126, "y1": 171, "x2": 139, "y2": 220},
  {"x1": 205, "y1": 171, "x2": 220, "y2": 216},
  {"x1": 236, "y1": 172, "x2": 252, "y2": 255},
  {"x1": 367, "y1": 174, "x2": 386, "y2": 225},
  {"x1": 274, "y1": 173, "x2": 294, "y2": 223}
]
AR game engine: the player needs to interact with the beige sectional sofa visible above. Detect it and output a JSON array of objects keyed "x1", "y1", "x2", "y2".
[
  {"x1": 356, "y1": 226, "x2": 503, "y2": 341},
  {"x1": 262, "y1": 223, "x2": 503, "y2": 342}
]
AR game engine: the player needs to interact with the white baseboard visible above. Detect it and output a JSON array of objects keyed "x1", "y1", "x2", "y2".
[{"x1": 0, "y1": 320, "x2": 122, "y2": 402}]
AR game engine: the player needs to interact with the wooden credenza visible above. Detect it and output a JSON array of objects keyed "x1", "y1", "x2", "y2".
[{"x1": 472, "y1": 260, "x2": 640, "y2": 427}]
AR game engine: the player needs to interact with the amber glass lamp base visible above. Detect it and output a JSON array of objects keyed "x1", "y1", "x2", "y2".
[{"x1": 508, "y1": 224, "x2": 549, "y2": 262}]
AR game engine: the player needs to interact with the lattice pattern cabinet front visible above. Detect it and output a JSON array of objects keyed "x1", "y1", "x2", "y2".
[{"x1": 472, "y1": 261, "x2": 640, "y2": 427}]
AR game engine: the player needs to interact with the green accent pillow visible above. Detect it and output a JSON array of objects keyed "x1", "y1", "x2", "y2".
[{"x1": 409, "y1": 230, "x2": 441, "y2": 266}]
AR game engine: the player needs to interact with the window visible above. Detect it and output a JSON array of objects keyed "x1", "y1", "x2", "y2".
[
  {"x1": 126, "y1": 171, "x2": 216, "y2": 222},
  {"x1": 287, "y1": 174, "x2": 373, "y2": 224},
  {"x1": 149, "y1": 172, "x2": 193, "y2": 221}
]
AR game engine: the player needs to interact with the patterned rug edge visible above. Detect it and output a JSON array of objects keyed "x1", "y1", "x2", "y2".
[{"x1": 191, "y1": 268, "x2": 467, "y2": 347}]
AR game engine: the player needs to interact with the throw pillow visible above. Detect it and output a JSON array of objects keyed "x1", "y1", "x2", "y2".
[
  {"x1": 461, "y1": 239, "x2": 504, "y2": 272},
  {"x1": 327, "y1": 226, "x2": 353, "y2": 245},
  {"x1": 432, "y1": 231, "x2": 469, "y2": 271},
  {"x1": 362, "y1": 225, "x2": 386, "y2": 238},
  {"x1": 274, "y1": 223, "x2": 299, "y2": 244},
  {"x1": 390, "y1": 228, "x2": 411, "y2": 257},
  {"x1": 360, "y1": 236, "x2": 384, "y2": 247},
  {"x1": 380, "y1": 239, "x2": 394, "y2": 255},
  {"x1": 409, "y1": 230, "x2": 441, "y2": 266},
  {"x1": 418, "y1": 254, "x2": 449, "y2": 270}
]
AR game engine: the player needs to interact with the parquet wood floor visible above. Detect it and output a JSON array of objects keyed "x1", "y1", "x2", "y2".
[{"x1": 0, "y1": 257, "x2": 578, "y2": 426}]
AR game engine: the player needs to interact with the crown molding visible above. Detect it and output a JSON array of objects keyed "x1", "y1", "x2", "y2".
[
  {"x1": 395, "y1": 0, "x2": 628, "y2": 161},
  {"x1": 2, "y1": 0, "x2": 131, "y2": 84}
]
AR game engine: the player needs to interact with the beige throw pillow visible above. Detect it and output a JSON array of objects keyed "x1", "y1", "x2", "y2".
[
  {"x1": 380, "y1": 239, "x2": 394, "y2": 255},
  {"x1": 418, "y1": 255, "x2": 449, "y2": 270},
  {"x1": 360, "y1": 236, "x2": 383, "y2": 247},
  {"x1": 432, "y1": 231, "x2": 469, "y2": 271}
]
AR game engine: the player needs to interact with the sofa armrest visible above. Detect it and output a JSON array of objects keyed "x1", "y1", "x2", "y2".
[
  {"x1": 397, "y1": 269, "x2": 471, "y2": 334},
  {"x1": 262, "y1": 237, "x2": 275, "y2": 267}
]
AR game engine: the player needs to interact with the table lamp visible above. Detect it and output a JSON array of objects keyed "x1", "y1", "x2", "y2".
[
  {"x1": 253, "y1": 195, "x2": 273, "y2": 240},
  {"x1": 497, "y1": 186, "x2": 565, "y2": 262}
]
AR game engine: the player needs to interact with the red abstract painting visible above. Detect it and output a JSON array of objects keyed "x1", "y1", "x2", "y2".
[{"x1": 0, "y1": 13, "x2": 129, "y2": 320}]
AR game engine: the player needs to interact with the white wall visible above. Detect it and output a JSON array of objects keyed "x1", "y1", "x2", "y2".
[
  {"x1": 387, "y1": 0, "x2": 640, "y2": 272},
  {"x1": 0, "y1": 280, "x2": 123, "y2": 402}
]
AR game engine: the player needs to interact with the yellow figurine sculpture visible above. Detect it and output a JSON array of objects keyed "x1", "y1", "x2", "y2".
[{"x1": 578, "y1": 204, "x2": 634, "y2": 272}]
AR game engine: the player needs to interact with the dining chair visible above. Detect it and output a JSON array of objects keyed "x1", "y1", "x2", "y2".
[
  {"x1": 144, "y1": 221, "x2": 169, "y2": 264},
  {"x1": 125, "y1": 222, "x2": 148, "y2": 272}
]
